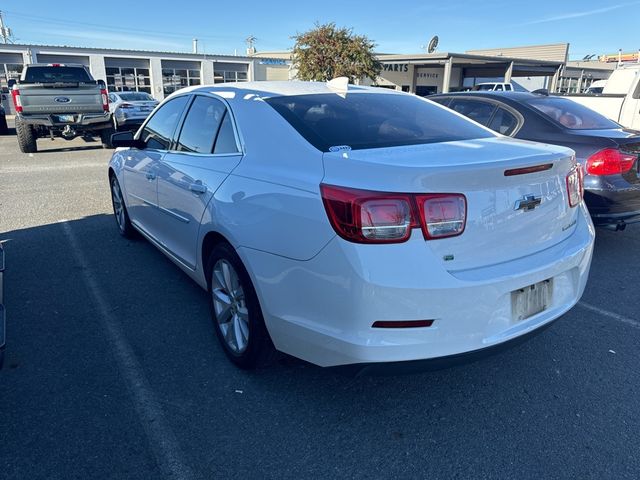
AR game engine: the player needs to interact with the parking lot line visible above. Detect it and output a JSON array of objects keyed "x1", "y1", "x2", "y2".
[
  {"x1": 578, "y1": 301, "x2": 640, "y2": 330},
  {"x1": 60, "y1": 220, "x2": 196, "y2": 480}
]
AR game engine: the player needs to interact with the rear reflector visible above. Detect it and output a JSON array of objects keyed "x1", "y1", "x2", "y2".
[
  {"x1": 504, "y1": 163, "x2": 553, "y2": 176},
  {"x1": 372, "y1": 320, "x2": 434, "y2": 328}
]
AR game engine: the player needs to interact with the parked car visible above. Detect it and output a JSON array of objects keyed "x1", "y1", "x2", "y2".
[
  {"x1": 430, "y1": 91, "x2": 640, "y2": 230},
  {"x1": 108, "y1": 82, "x2": 594, "y2": 371},
  {"x1": 584, "y1": 79, "x2": 607, "y2": 95},
  {"x1": 10, "y1": 63, "x2": 114, "y2": 153},
  {"x1": 108, "y1": 91, "x2": 158, "y2": 131},
  {"x1": 563, "y1": 64, "x2": 640, "y2": 129},
  {"x1": 472, "y1": 82, "x2": 514, "y2": 92},
  {"x1": 0, "y1": 104, "x2": 7, "y2": 135}
]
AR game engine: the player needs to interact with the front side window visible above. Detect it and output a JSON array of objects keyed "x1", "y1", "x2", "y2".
[
  {"x1": 140, "y1": 96, "x2": 189, "y2": 150},
  {"x1": 266, "y1": 92, "x2": 494, "y2": 152},
  {"x1": 526, "y1": 97, "x2": 619, "y2": 130},
  {"x1": 177, "y1": 96, "x2": 226, "y2": 154}
]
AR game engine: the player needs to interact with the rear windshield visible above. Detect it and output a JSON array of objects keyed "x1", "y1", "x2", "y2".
[
  {"x1": 23, "y1": 66, "x2": 92, "y2": 84},
  {"x1": 526, "y1": 97, "x2": 619, "y2": 130},
  {"x1": 119, "y1": 92, "x2": 154, "y2": 101},
  {"x1": 265, "y1": 92, "x2": 494, "y2": 151}
]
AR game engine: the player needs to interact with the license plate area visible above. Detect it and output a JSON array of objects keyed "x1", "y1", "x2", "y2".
[
  {"x1": 54, "y1": 114, "x2": 75, "y2": 123},
  {"x1": 511, "y1": 279, "x2": 553, "y2": 322}
]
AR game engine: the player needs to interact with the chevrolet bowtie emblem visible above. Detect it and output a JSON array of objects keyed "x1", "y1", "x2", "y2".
[{"x1": 515, "y1": 195, "x2": 542, "y2": 212}]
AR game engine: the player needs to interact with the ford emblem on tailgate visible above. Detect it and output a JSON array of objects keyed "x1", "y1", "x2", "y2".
[{"x1": 54, "y1": 96, "x2": 71, "y2": 103}]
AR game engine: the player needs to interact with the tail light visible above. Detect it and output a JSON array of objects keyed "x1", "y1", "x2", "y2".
[
  {"x1": 416, "y1": 194, "x2": 467, "y2": 239},
  {"x1": 100, "y1": 88, "x2": 109, "y2": 112},
  {"x1": 566, "y1": 164, "x2": 584, "y2": 208},
  {"x1": 585, "y1": 148, "x2": 636, "y2": 176},
  {"x1": 118, "y1": 103, "x2": 134, "y2": 109},
  {"x1": 320, "y1": 184, "x2": 466, "y2": 244},
  {"x1": 11, "y1": 88, "x2": 23, "y2": 113}
]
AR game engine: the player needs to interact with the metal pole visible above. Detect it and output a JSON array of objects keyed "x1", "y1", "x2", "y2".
[{"x1": 0, "y1": 11, "x2": 8, "y2": 44}]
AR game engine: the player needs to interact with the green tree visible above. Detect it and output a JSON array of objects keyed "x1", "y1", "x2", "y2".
[{"x1": 291, "y1": 23, "x2": 381, "y2": 83}]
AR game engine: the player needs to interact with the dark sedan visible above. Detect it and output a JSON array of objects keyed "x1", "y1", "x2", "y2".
[{"x1": 430, "y1": 91, "x2": 640, "y2": 230}]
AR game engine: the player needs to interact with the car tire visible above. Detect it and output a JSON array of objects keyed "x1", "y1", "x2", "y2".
[
  {"x1": 110, "y1": 175, "x2": 135, "y2": 238},
  {"x1": 207, "y1": 243, "x2": 275, "y2": 369},
  {"x1": 101, "y1": 126, "x2": 115, "y2": 149},
  {"x1": 15, "y1": 118, "x2": 37, "y2": 153}
]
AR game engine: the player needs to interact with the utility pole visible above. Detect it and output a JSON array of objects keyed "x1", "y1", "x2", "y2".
[{"x1": 0, "y1": 11, "x2": 13, "y2": 44}]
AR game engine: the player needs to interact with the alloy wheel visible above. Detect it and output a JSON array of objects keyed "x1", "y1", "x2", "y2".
[{"x1": 211, "y1": 259, "x2": 249, "y2": 353}]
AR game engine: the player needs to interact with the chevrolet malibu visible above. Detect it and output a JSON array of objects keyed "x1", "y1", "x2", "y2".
[{"x1": 108, "y1": 81, "x2": 595, "y2": 371}]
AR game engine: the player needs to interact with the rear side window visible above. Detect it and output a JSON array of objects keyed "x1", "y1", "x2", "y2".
[
  {"x1": 23, "y1": 66, "x2": 92, "y2": 84},
  {"x1": 140, "y1": 96, "x2": 189, "y2": 150},
  {"x1": 213, "y1": 112, "x2": 239, "y2": 154},
  {"x1": 177, "y1": 96, "x2": 226, "y2": 154},
  {"x1": 448, "y1": 99, "x2": 496, "y2": 126},
  {"x1": 119, "y1": 92, "x2": 155, "y2": 102},
  {"x1": 488, "y1": 107, "x2": 519, "y2": 135},
  {"x1": 265, "y1": 92, "x2": 493, "y2": 151},
  {"x1": 526, "y1": 97, "x2": 619, "y2": 130}
]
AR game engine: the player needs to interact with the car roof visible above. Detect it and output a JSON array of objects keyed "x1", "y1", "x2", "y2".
[
  {"x1": 173, "y1": 81, "x2": 403, "y2": 100},
  {"x1": 431, "y1": 91, "x2": 542, "y2": 102}
]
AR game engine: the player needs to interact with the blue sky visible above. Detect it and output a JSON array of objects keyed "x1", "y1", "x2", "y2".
[{"x1": 1, "y1": 0, "x2": 638, "y2": 59}]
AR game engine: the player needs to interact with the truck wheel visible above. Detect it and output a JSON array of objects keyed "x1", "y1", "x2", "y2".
[
  {"x1": 16, "y1": 118, "x2": 38, "y2": 153},
  {"x1": 101, "y1": 127, "x2": 115, "y2": 149}
]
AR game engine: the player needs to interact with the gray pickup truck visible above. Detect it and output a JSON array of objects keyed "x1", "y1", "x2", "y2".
[{"x1": 10, "y1": 64, "x2": 114, "y2": 153}]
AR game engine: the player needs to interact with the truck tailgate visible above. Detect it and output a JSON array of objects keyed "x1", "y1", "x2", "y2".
[{"x1": 18, "y1": 84, "x2": 104, "y2": 114}]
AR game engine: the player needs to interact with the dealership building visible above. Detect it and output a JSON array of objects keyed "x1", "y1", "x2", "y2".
[
  {"x1": 0, "y1": 43, "x2": 289, "y2": 113},
  {"x1": 1, "y1": 42, "x2": 617, "y2": 114}
]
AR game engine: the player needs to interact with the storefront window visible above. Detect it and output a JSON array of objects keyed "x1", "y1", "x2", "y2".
[
  {"x1": 162, "y1": 68, "x2": 201, "y2": 95},
  {"x1": 214, "y1": 69, "x2": 248, "y2": 83},
  {"x1": 106, "y1": 67, "x2": 151, "y2": 93}
]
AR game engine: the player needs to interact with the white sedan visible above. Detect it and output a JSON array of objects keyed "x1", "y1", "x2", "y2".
[{"x1": 108, "y1": 81, "x2": 594, "y2": 371}]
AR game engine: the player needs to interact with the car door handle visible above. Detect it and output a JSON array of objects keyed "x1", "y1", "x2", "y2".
[
  {"x1": 146, "y1": 172, "x2": 156, "y2": 180},
  {"x1": 189, "y1": 182, "x2": 207, "y2": 194}
]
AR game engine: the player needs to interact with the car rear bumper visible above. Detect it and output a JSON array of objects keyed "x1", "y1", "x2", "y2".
[
  {"x1": 584, "y1": 175, "x2": 640, "y2": 225},
  {"x1": 241, "y1": 203, "x2": 595, "y2": 368},
  {"x1": 18, "y1": 112, "x2": 111, "y2": 129}
]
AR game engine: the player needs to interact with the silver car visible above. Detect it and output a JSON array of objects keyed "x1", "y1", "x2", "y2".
[{"x1": 108, "y1": 91, "x2": 158, "y2": 130}]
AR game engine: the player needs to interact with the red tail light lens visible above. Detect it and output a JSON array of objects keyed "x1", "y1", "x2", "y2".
[
  {"x1": 11, "y1": 88, "x2": 23, "y2": 113},
  {"x1": 585, "y1": 148, "x2": 636, "y2": 175},
  {"x1": 119, "y1": 103, "x2": 134, "y2": 109},
  {"x1": 566, "y1": 164, "x2": 584, "y2": 208},
  {"x1": 417, "y1": 194, "x2": 467, "y2": 239},
  {"x1": 100, "y1": 88, "x2": 109, "y2": 112},
  {"x1": 320, "y1": 184, "x2": 467, "y2": 244},
  {"x1": 320, "y1": 185, "x2": 417, "y2": 243}
]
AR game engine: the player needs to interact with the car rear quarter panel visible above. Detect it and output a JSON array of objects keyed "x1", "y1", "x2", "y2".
[{"x1": 208, "y1": 97, "x2": 335, "y2": 261}]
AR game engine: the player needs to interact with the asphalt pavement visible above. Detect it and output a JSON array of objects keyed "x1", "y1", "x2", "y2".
[{"x1": 1, "y1": 121, "x2": 639, "y2": 480}]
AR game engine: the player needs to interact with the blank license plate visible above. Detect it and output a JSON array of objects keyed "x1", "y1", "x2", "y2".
[
  {"x1": 511, "y1": 279, "x2": 552, "y2": 321},
  {"x1": 55, "y1": 114, "x2": 75, "y2": 123}
]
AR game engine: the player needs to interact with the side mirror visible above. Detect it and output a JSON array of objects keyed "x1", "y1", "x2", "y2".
[
  {"x1": 97, "y1": 79, "x2": 106, "y2": 89},
  {"x1": 8, "y1": 79, "x2": 16, "y2": 89},
  {"x1": 111, "y1": 131, "x2": 146, "y2": 149}
]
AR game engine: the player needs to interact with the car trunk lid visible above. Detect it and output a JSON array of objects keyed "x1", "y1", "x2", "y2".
[{"x1": 322, "y1": 137, "x2": 579, "y2": 271}]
